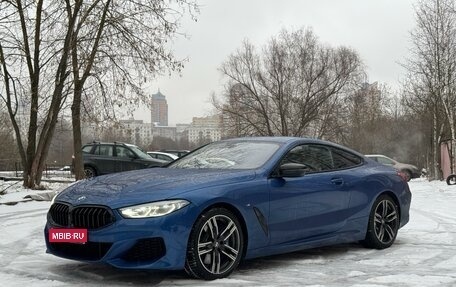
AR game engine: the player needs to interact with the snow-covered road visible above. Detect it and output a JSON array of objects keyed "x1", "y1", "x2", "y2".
[{"x1": 0, "y1": 179, "x2": 455, "y2": 286}]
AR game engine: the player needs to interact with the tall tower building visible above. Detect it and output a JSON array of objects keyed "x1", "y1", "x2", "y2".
[{"x1": 151, "y1": 90, "x2": 168, "y2": 126}]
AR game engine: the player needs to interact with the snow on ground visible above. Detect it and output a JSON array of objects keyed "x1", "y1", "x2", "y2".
[{"x1": 0, "y1": 178, "x2": 455, "y2": 286}]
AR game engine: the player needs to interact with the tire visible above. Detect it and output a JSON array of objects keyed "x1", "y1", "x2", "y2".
[
  {"x1": 446, "y1": 174, "x2": 456, "y2": 185},
  {"x1": 185, "y1": 208, "x2": 244, "y2": 280},
  {"x1": 361, "y1": 195, "x2": 399, "y2": 249},
  {"x1": 84, "y1": 166, "x2": 97, "y2": 178}
]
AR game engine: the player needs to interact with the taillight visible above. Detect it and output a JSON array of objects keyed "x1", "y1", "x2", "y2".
[{"x1": 397, "y1": 171, "x2": 408, "y2": 182}]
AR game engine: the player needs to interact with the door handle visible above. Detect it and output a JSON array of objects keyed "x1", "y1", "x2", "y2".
[{"x1": 331, "y1": 178, "x2": 344, "y2": 185}]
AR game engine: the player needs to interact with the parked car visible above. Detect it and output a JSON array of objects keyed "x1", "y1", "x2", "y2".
[
  {"x1": 59, "y1": 166, "x2": 71, "y2": 172},
  {"x1": 45, "y1": 137, "x2": 411, "y2": 280},
  {"x1": 365, "y1": 154, "x2": 420, "y2": 181},
  {"x1": 159, "y1": 149, "x2": 190, "y2": 158},
  {"x1": 81, "y1": 141, "x2": 167, "y2": 178},
  {"x1": 147, "y1": 151, "x2": 179, "y2": 162}
]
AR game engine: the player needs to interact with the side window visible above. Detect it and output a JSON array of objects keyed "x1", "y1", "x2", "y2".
[
  {"x1": 116, "y1": 146, "x2": 135, "y2": 158},
  {"x1": 309, "y1": 145, "x2": 333, "y2": 171},
  {"x1": 94, "y1": 145, "x2": 113, "y2": 157},
  {"x1": 377, "y1": 156, "x2": 394, "y2": 165},
  {"x1": 281, "y1": 144, "x2": 333, "y2": 172},
  {"x1": 330, "y1": 147, "x2": 363, "y2": 169},
  {"x1": 82, "y1": 145, "x2": 93, "y2": 154}
]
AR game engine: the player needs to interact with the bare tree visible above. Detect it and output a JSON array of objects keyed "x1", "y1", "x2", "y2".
[
  {"x1": 68, "y1": 0, "x2": 197, "y2": 180},
  {"x1": 403, "y1": 0, "x2": 456, "y2": 179},
  {"x1": 215, "y1": 28, "x2": 363, "y2": 138},
  {"x1": 0, "y1": 1, "x2": 80, "y2": 188},
  {"x1": 0, "y1": 107, "x2": 19, "y2": 170},
  {"x1": 343, "y1": 82, "x2": 392, "y2": 152},
  {"x1": 0, "y1": 0, "x2": 197, "y2": 186}
]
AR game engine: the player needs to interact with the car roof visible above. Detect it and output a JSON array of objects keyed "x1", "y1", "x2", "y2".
[
  {"x1": 84, "y1": 141, "x2": 138, "y2": 148},
  {"x1": 219, "y1": 137, "x2": 365, "y2": 157},
  {"x1": 221, "y1": 136, "x2": 315, "y2": 143},
  {"x1": 221, "y1": 136, "x2": 354, "y2": 147}
]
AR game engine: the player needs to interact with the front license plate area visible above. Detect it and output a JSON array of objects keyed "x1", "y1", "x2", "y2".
[{"x1": 49, "y1": 228, "x2": 88, "y2": 243}]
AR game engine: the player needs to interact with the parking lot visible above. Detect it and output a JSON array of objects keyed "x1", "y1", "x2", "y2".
[{"x1": 0, "y1": 179, "x2": 455, "y2": 286}]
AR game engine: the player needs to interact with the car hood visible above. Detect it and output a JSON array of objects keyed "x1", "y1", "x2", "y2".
[
  {"x1": 394, "y1": 162, "x2": 419, "y2": 172},
  {"x1": 56, "y1": 168, "x2": 256, "y2": 208}
]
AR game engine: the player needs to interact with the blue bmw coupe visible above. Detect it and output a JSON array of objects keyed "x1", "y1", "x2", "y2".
[{"x1": 45, "y1": 137, "x2": 411, "y2": 280}]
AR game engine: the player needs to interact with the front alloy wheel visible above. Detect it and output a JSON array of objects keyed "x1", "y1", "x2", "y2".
[
  {"x1": 185, "y1": 208, "x2": 244, "y2": 280},
  {"x1": 362, "y1": 195, "x2": 399, "y2": 249}
]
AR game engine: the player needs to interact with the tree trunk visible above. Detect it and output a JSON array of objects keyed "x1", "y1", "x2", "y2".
[
  {"x1": 23, "y1": 77, "x2": 40, "y2": 188},
  {"x1": 432, "y1": 112, "x2": 440, "y2": 180},
  {"x1": 69, "y1": 0, "x2": 111, "y2": 181},
  {"x1": 447, "y1": 113, "x2": 455, "y2": 174},
  {"x1": 24, "y1": 82, "x2": 66, "y2": 187},
  {"x1": 72, "y1": 87, "x2": 84, "y2": 180}
]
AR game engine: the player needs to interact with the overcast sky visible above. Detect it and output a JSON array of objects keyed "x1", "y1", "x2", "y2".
[{"x1": 133, "y1": 0, "x2": 417, "y2": 126}]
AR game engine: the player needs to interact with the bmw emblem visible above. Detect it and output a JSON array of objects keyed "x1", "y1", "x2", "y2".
[{"x1": 77, "y1": 196, "x2": 86, "y2": 201}]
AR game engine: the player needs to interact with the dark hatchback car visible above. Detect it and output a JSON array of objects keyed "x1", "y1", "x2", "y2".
[{"x1": 82, "y1": 142, "x2": 167, "y2": 178}]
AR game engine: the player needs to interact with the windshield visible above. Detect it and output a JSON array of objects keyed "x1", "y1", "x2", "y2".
[
  {"x1": 129, "y1": 145, "x2": 153, "y2": 160},
  {"x1": 378, "y1": 156, "x2": 396, "y2": 165},
  {"x1": 168, "y1": 141, "x2": 280, "y2": 169}
]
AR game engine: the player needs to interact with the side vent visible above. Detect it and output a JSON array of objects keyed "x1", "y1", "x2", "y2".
[{"x1": 253, "y1": 207, "x2": 268, "y2": 236}]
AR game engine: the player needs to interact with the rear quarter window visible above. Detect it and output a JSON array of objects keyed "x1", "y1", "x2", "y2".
[
  {"x1": 330, "y1": 147, "x2": 363, "y2": 169},
  {"x1": 82, "y1": 145, "x2": 93, "y2": 154}
]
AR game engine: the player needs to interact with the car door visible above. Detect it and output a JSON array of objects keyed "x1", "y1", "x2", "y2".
[
  {"x1": 268, "y1": 144, "x2": 353, "y2": 245},
  {"x1": 114, "y1": 145, "x2": 140, "y2": 172},
  {"x1": 91, "y1": 144, "x2": 115, "y2": 175}
]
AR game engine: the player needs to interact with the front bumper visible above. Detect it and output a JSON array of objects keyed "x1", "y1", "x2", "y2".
[{"x1": 44, "y1": 202, "x2": 197, "y2": 270}]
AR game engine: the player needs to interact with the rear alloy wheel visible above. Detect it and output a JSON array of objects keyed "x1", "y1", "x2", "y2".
[
  {"x1": 185, "y1": 208, "x2": 244, "y2": 280},
  {"x1": 362, "y1": 195, "x2": 399, "y2": 249},
  {"x1": 84, "y1": 166, "x2": 96, "y2": 178}
]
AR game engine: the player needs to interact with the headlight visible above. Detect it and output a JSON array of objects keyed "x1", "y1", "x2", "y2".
[{"x1": 119, "y1": 199, "x2": 190, "y2": 218}]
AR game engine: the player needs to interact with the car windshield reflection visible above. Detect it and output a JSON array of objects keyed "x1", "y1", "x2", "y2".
[{"x1": 168, "y1": 141, "x2": 280, "y2": 169}]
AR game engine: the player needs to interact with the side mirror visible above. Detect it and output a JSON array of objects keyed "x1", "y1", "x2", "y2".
[{"x1": 278, "y1": 163, "x2": 308, "y2": 177}]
